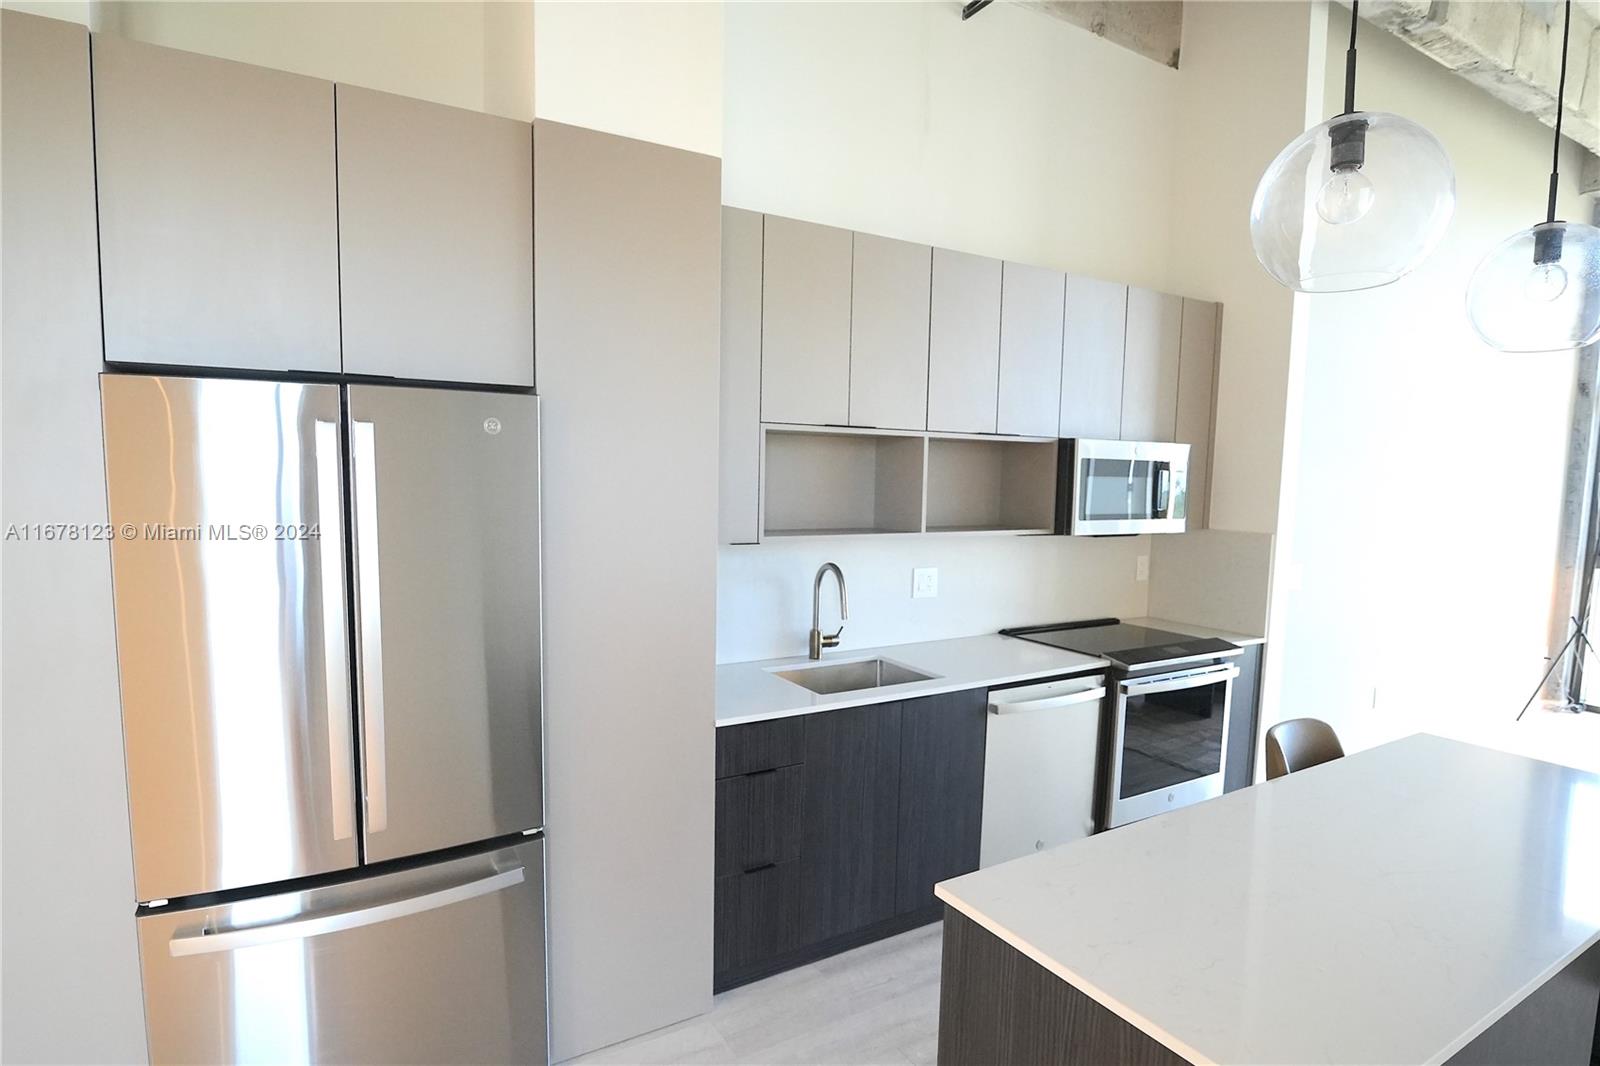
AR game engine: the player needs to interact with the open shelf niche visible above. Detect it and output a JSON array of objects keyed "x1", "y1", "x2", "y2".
[
  {"x1": 924, "y1": 434, "x2": 1057, "y2": 535},
  {"x1": 761, "y1": 426, "x2": 926, "y2": 538}
]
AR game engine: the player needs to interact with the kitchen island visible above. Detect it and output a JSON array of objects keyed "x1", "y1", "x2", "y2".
[{"x1": 935, "y1": 734, "x2": 1600, "y2": 1065}]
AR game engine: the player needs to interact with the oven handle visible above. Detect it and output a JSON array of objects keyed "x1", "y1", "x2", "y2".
[{"x1": 1119, "y1": 663, "x2": 1238, "y2": 697}]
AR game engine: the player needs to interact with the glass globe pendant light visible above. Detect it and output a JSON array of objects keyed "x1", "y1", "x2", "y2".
[
  {"x1": 1466, "y1": 0, "x2": 1600, "y2": 353},
  {"x1": 1250, "y1": 1, "x2": 1456, "y2": 292}
]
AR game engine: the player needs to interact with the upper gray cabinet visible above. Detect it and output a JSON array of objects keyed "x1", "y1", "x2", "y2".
[
  {"x1": 996, "y1": 263, "x2": 1065, "y2": 438},
  {"x1": 928, "y1": 249, "x2": 1002, "y2": 435},
  {"x1": 720, "y1": 207, "x2": 763, "y2": 544},
  {"x1": 1120, "y1": 287, "x2": 1182, "y2": 442},
  {"x1": 92, "y1": 36, "x2": 341, "y2": 372},
  {"x1": 762, "y1": 216, "x2": 852, "y2": 425},
  {"x1": 1059, "y1": 276, "x2": 1127, "y2": 440},
  {"x1": 1176, "y1": 299, "x2": 1221, "y2": 529},
  {"x1": 849, "y1": 234, "x2": 931, "y2": 431},
  {"x1": 337, "y1": 86, "x2": 533, "y2": 386}
]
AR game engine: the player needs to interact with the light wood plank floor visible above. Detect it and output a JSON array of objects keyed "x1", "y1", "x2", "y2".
[{"x1": 568, "y1": 923, "x2": 942, "y2": 1066}]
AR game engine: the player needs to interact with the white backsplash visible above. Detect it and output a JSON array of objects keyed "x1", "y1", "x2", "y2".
[{"x1": 717, "y1": 534, "x2": 1153, "y2": 664}]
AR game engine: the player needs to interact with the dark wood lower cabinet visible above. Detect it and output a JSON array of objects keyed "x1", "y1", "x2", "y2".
[
  {"x1": 800, "y1": 701, "x2": 903, "y2": 944},
  {"x1": 713, "y1": 686, "x2": 1002, "y2": 991},
  {"x1": 713, "y1": 861, "x2": 800, "y2": 976},
  {"x1": 896, "y1": 689, "x2": 986, "y2": 914}
]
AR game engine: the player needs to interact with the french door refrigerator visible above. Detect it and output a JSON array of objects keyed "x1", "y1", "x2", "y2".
[{"x1": 100, "y1": 373, "x2": 547, "y2": 1064}]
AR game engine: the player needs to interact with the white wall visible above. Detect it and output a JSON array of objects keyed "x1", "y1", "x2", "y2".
[
  {"x1": 532, "y1": 1, "x2": 721, "y2": 155},
  {"x1": 42, "y1": 1, "x2": 536, "y2": 120},
  {"x1": 1273, "y1": 4, "x2": 1590, "y2": 755},
  {"x1": 724, "y1": 0, "x2": 1181, "y2": 288},
  {"x1": 1168, "y1": 0, "x2": 1325, "y2": 538},
  {"x1": 717, "y1": 0, "x2": 1189, "y2": 663}
]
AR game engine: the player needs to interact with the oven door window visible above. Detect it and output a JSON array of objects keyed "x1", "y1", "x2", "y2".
[
  {"x1": 1080, "y1": 458, "x2": 1157, "y2": 522},
  {"x1": 1119, "y1": 679, "x2": 1226, "y2": 799}
]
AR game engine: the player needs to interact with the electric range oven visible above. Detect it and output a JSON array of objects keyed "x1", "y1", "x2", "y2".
[{"x1": 1000, "y1": 619, "x2": 1242, "y2": 828}]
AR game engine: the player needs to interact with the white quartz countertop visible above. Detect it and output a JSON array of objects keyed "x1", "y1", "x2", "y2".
[
  {"x1": 715, "y1": 634, "x2": 1106, "y2": 727},
  {"x1": 935, "y1": 734, "x2": 1600, "y2": 1065}
]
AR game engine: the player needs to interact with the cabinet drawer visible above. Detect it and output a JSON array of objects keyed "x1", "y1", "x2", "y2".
[
  {"x1": 714, "y1": 860, "x2": 801, "y2": 977},
  {"x1": 716, "y1": 766, "x2": 802, "y2": 877},
  {"x1": 716, "y1": 716, "x2": 805, "y2": 778}
]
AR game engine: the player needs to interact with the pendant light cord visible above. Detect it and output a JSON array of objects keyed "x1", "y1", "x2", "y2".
[
  {"x1": 1547, "y1": 0, "x2": 1572, "y2": 224},
  {"x1": 1343, "y1": 0, "x2": 1359, "y2": 115}
]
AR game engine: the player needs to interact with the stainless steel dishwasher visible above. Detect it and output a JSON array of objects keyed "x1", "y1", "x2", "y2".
[{"x1": 979, "y1": 674, "x2": 1107, "y2": 868}]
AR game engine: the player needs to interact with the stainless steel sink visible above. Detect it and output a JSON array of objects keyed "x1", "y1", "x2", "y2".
[{"x1": 772, "y1": 658, "x2": 937, "y2": 695}]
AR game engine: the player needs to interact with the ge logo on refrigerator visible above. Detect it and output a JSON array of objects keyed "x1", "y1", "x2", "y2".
[{"x1": 483, "y1": 417, "x2": 502, "y2": 435}]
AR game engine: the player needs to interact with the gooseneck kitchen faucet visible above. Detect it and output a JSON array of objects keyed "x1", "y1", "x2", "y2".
[{"x1": 809, "y1": 562, "x2": 848, "y2": 660}]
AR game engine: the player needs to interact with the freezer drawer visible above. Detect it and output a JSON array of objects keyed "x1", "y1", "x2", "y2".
[
  {"x1": 101, "y1": 374, "x2": 358, "y2": 901},
  {"x1": 137, "y1": 839, "x2": 547, "y2": 1065},
  {"x1": 980, "y1": 676, "x2": 1105, "y2": 867},
  {"x1": 346, "y1": 385, "x2": 542, "y2": 864}
]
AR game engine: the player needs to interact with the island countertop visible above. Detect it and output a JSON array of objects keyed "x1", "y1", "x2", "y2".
[{"x1": 935, "y1": 734, "x2": 1600, "y2": 1065}]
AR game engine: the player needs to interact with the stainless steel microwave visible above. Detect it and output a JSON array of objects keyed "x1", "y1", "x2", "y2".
[{"x1": 1057, "y1": 439, "x2": 1190, "y2": 535}]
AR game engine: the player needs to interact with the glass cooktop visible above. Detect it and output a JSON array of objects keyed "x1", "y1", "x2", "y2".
[{"x1": 1000, "y1": 619, "x2": 1238, "y2": 670}]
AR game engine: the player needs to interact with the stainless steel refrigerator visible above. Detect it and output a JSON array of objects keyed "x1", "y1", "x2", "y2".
[{"x1": 100, "y1": 374, "x2": 547, "y2": 1064}]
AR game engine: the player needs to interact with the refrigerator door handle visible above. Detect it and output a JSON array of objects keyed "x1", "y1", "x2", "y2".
[
  {"x1": 350, "y1": 419, "x2": 388, "y2": 834},
  {"x1": 167, "y1": 866, "x2": 526, "y2": 958},
  {"x1": 314, "y1": 421, "x2": 356, "y2": 841}
]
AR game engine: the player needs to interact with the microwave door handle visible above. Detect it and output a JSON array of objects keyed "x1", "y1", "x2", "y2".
[{"x1": 1153, "y1": 462, "x2": 1171, "y2": 518}]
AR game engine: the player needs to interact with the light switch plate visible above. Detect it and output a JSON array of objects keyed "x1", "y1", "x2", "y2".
[
  {"x1": 1136, "y1": 555, "x2": 1149, "y2": 582},
  {"x1": 912, "y1": 567, "x2": 938, "y2": 599}
]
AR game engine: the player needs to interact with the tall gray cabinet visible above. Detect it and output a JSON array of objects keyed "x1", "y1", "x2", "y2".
[
  {"x1": 336, "y1": 86, "x2": 534, "y2": 386},
  {"x1": 2, "y1": 12, "x2": 147, "y2": 1063},
  {"x1": 92, "y1": 35, "x2": 341, "y2": 373}
]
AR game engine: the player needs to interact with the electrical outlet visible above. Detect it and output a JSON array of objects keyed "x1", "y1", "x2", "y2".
[
  {"x1": 1136, "y1": 555, "x2": 1149, "y2": 582},
  {"x1": 912, "y1": 567, "x2": 939, "y2": 599}
]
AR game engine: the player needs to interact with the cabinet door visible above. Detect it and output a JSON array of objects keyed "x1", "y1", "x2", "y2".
[
  {"x1": 92, "y1": 36, "x2": 340, "y2": 372},
  {"x1": 850, "y1": 234, "x2": 931, "y2": 430},
  {"x1": 997, "y1": 263, "x2": 1066, "y2": 437},
  {"x1": 761, "y1": 216, "x2": 852, "y2": 425},
  {"x1": 896, "y1": 690, "x2": 987, "y2": 915},
  {"x1": 1121, "y1": 287, "x2": 1182, "y2": 441},
  {"x1": 720, "y1": 207, "x2": 764, "y2": 543},
  {"x1": 337, "y1": 86, "x2": 533, "y2": 385},
  {"x1": 1176, "y1": 299, "x2": 1220, "y2": 530},
  {"x1": 928, "y1": 249, "x2": 1002, "y2": 434},
  {"x1": 1060, "y1": 276, "x2": 1127, "y2": 439},
  {"x1": 802, "y1": 703, "x2": 902, "y2": 943}
]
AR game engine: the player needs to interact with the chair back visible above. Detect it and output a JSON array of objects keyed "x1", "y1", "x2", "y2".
[{"x1": 1265, "y1": 718, "x2": 1344, "y2": 780}]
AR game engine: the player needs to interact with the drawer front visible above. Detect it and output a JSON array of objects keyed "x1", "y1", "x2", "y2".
[
  {"x1": 714, "y1": 860, "x2": 801, "y2": 977},
  {"x1": 715, "y1": 766, "x2": 803, "y2": 877},
  {"x1": 716, "y1": 716, "x2": 805, "y2": 778}
]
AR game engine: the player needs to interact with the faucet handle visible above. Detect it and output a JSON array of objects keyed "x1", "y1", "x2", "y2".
[{"x1": 821, "y1": 626, "x2": 844, "y2": 650}]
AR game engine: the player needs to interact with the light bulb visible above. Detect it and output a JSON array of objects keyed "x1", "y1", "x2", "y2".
[
  {"x1": 1523, "y1": 261, "x2": 1570, "y2": 303},
  {"x1": 1315, "y1": 168, "x2": 1375, "y2": 225}
]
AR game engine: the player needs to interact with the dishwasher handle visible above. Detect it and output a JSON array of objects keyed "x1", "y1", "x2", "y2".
[{"x1": 988, "y1": 684, "x2": 1106, "y2": 715}]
